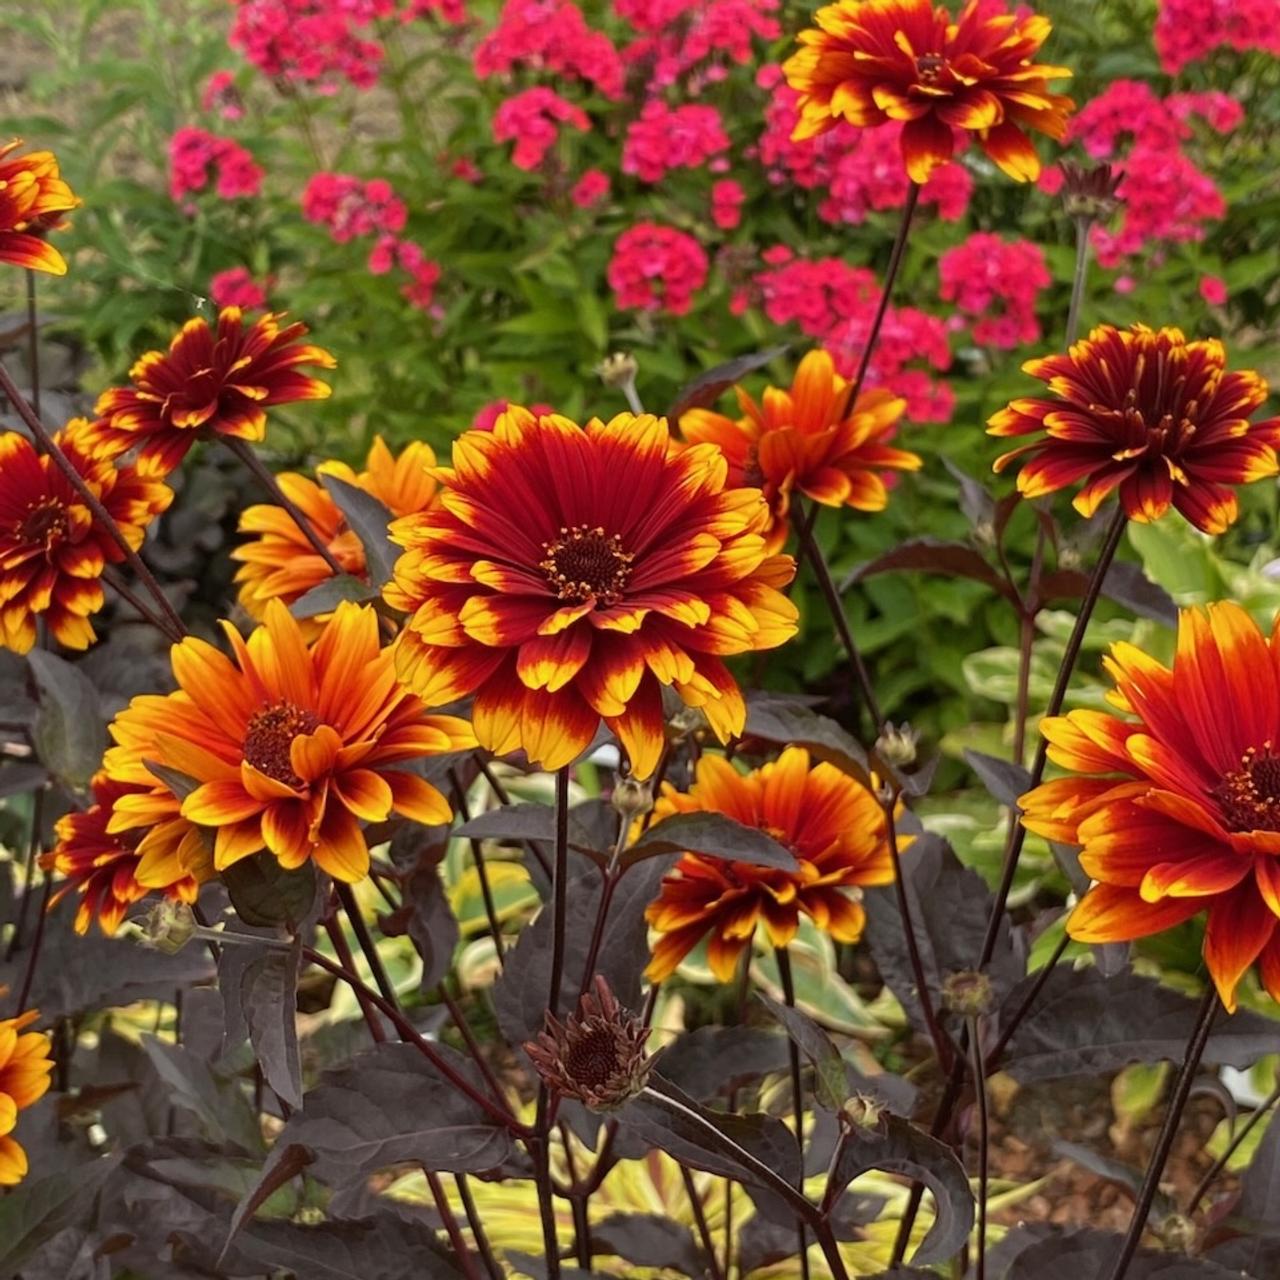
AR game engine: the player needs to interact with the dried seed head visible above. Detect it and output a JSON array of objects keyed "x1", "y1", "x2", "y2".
[
  {"x1": 1060, "y1": 161, "x2": 1123, "y2": 224},
  {"x1": 1158, "y1": 1213, "x2": 1197, "y2": 1253},
  {"x1": 523, "y1": 975, "x2": 653, "y2": 1111},
  {"x1": 942, "y1": 970, "x2": 994, "y2": 1018}
]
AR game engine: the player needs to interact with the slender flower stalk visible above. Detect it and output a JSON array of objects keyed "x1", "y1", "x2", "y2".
[
  {"x1": 424, "y1": 1167, "x2": 481, "y2": 1280},
  {"x1": 449, "y1": 767, "x2": 505, "y2": 966},
  {"x1": 776, "y1": 947, "x2": 811, "y2": 1280},
  {"x1": 1106, "y1": 991, "x2": 1219, "y2": 1280},
  {"x1": 26, "y1": 271, "x2": 39, "y2": 419},
  {"x1": 968, "y1": 1015, "x2": 990, "y2": 1280}
]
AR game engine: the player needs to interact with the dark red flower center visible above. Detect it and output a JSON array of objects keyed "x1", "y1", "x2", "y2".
[
  {"x1": 243, "y1": 701, "x2": 322, "y2": 788},
  {"x1": 540, "y1": 525, "x2": 634, "y2": 607},
  {"x1": 18, "y1": 498, "x2": 68, "y2": 548},
  {"x1": 564, "y1": 1026, "x2": 623, "y2": 1087},
  {"x1": 915, "y1": 53, "x2": 947, "y2": 83},
  {"x1": 1213, "y1": 745, "x2": 1280, "y2": 832}
]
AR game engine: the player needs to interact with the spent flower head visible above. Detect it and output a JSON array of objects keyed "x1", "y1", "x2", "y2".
[{"x1": 524, "y1": 976, "x2": 653, "y2": 1111}]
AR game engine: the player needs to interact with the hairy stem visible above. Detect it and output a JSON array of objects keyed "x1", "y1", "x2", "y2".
[
  {"x1": 450, "y1": 766, "x2": 505, "y2": 966},
  {"x1": 1066, "y1": 215, "x2": 1092, "y2": 348},
  {"x1": 795, "y1": 506, "x2": 884, "y2": 734},
  {"x1": 547, "y1": 766, "x2": 571, "y2": 1019},
  {"x1": 322, "y1": 915, "x2": 386, "y2": 1043},
  {"x1": 836, "y1": 182, "x2": 920, "y2": 421},
  {"x1": 13, "y1": 875, "x2": 53, "y2": 1016},
  {"x1": 968, "y1": 1015, "x2": 989, "y2": 1280},
  {"x1": 777, "y1": 946, "x2": 811, "y2": 1280},
  {"x1": 26, "y1": 270, "x2": 40, "y2": 420},
  {"x1": 1011, "y1": 526, "x2": 1047, "y2": 766},
  {"x1": 533, "y1": 1136, "x2": 562, "y2": 1280},
  {"x1": 455, "y1": 1172, "x2": 504, "y2": 1280},
  {"x1": 680, "y1": 1165, "x2": 726, "y2": 1280},
  {"x1": 0, "y1": 362, "x2": 186, "y2": 642},
  {"x1": 424, "y1": 1166, "x2": 481, "y2": 1280},
  {"x1": 885, "y1": 795, "x2": 952, "y2": 1069},
  {"x1": 976, "y1": 506, "x2": 1127, "y2": 969},
  {"x1": 222, "y1": 436, "x2": 345, "y2": 574},
  {"x1": 1106, "y1": 989, "x2": 1219, "y2": 1280}
]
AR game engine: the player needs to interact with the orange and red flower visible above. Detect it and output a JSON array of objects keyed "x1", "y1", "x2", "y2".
[
  {"x1": 0, "y1": 421, "x2": 172, "y2": 654},
  {"x1": 644, "y1": 748, "x2": 899, "y2": 982},
  {"x1": 103, "y1": 599, "x2": 474, "y2": 882},
  {"x1": 384, "y1": 409, "x2": 798, "y2": 779},
  {"x1": 42, "y1": 773, "x2": 210, "y2": 936},
  {"x1": 1021, "y1": 602, "x2": 1280, "y2": 1011},
  {"x1": 233, "y1": 436, "x2": 438, "y2": 626},
  {"x1": 989, "y1": 325, "x2": 1280, "y2": 534},
  {"x1": 89, "y1": 307, "x2": 335, "y2": 476},
  {"x1": 680, "y1": 349, "x2": 919, "y2": 553},
  {"x1": 0, "y1": 141, "x2": 79, "y2": 275},
  {"x1": 0, "y1": 1010, "x2": 53, "y2": 1186},
  {"x1": 783, "y1": 0, "x2": 1073, "y2": 183}
]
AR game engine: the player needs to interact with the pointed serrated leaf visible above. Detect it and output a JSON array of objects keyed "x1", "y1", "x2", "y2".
[
  {"x1": 758, "y1": 995, "x2": 847, "y2": 1111},
  {"x1": 290, "y1": 573, "x2": 378, "y2": 618},
  {"x1": 27, "y1": 649, "x2": 106, "y2": 791},
  {"x1": 241, "y1": 939, "x2": 303, "y2": 1109},
  {"x1": 320, "y1": 474, "x2": 398, "y2": 587},
  {"x1": 624, "y1": 811, "x2": 797, "y2": 870}
]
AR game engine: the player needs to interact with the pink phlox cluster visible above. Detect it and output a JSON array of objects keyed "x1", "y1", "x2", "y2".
[
  {"x1": 1154, "y1": 0, "x2": 1280, "y2": 74},
  {"x1": 622, "y1": 102, "x2": 731, "y2": 183},
  {"x1": 209, "y1": 266, "x2": 269, "y2": 310},
  {"x1": 755, "y1": 71, "x2": 971, "y2": 225},
  {"x1": 617, "y1": 0, "x2": 781, "y2": 89},
  {"x1": 201, "y1": 71, "x2": 245, "y2": 120},
  {"x1": 938, "y1": 233, "x2": 1051, "y2": 349},
  {"x1": 400, "y1": 0, "x2": 467, "y2": 20},
  {"x1": 475, "y1": 1, "x2": 624, "y2": 100},
  {"x1": 571, "y1": 170, "x2": 611, "y2": 208},
  {"x1": 608, "y1": 222, "x2": 709, "y2": 315},
  {"x1": 492, "y1": 87, "x2": 590, "y2": 171},
  {"x1": 229, "y1": 0, "x2": 385, "y2": 92},
  {"x1": 368, "y1": 236, "x2": 443, "y2": 312},
  {"x1": 473, "y1": 398, "x2": 555, "y2": 430},
  {"x1": 711, "y1": 180, "x2": 745, "y2": 230},
  {"x1": 750, "y1": 252, "x2": 953, "y2": 421},
  {"x1": 169, "y1": 127, "x2": 263, "y2": 203},
  {"x1": 301, "y1": 173, "x2": 408, "y2": 243}
]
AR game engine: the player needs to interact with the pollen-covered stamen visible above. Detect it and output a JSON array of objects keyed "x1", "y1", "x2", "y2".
[
  {"x1": 18, "y1": 498, "x2": 69, "y2": 548},
  {"x1": 540, "y1": 525, "x2": 634, "y2": 606},
  {"x1": 1213, "y1": 743, "x2": 1280, "y2": 832},
  {"x1": 243, "y1": 701, "x2": 322, "y2": 789},
  {"x1": 915, "y1": 52, "x2": 947, "y2": 82}
]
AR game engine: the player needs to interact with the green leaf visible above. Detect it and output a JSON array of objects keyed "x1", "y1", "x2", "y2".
[
  {"x1": 320, "y1": 475, "x2": 398, "y2": 588},
  {"x1": 222, "y1": 853, "x2": 318, "y2": 932},
  {"x1": 27, "y1": 649, "x2": 106, "y2": 791},
  {"x1": 624, "y1": 811, "x2": 797, "y2": 871}
]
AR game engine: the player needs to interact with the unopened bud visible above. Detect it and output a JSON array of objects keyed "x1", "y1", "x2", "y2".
[
  {"x1": 1158, "y1": 1213, "x2": 1197, "y2": 1253},
  {"x1": 668, "y1": 704, "x2": 708, "y2": 739},
  {"x1": 598, "y1": 352, "x2": 639, "y2": 390},
  {"x1": 1058, "y1": 544, "x2": 1084, "y2": 571},
  {"x1": 972, "y1": 518, "x2": 996, "y2": 548},
  {"x1": 841, "y1": 1094, "x2": 884, "y2": 1131},
  {"x1": 136, "y1": 899, "x2": 196, "y2": 954},
  {"x1": 1060, "y1": 161, "x2": 1123, "y2": 224},
  {"x1": 942, "y1": 970, "x2": 994, "y2": 1018},
  {"x1": 612, "y1": 775, "x2": 653, "y2": 821},
  {"x1": 875, "y1": 722, "x2": 919, "y2": 770}
]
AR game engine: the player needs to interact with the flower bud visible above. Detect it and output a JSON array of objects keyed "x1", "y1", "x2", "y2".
[
  {"x1": 136, "y1": 899, "x2": 196, "y2": 954},
  {"x1": 597, "y1": 352, "x2": 639, "y2": 390},
  {"x1": 1060, "y1": 161, "x2": 1123, "y2": 225},
  {"x1": 840, "y1": 1094, "x2": 884, "y2": 1131},
  {"x1": 612, "y1": 774, "x2": 653, "y2": 822},
  {"x1": 875, "y1": 722, "x2": 919, "y2": 770}
]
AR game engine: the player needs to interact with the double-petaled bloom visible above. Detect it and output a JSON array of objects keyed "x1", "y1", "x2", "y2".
[
  {"x1": 385, "y1": 409, "x2": 798, "y2": 779},
  {"x1": 990, "y1": 325, "x2": 1280, "y2": 535},
  {"x1": 0, "y1": 1011, "x2": 54, "y2": 1186},
  {"x1": 0, "y1": 421, "x2": 172, "y2": 654},
  {"x1": 233, "y1": 436, "x2": 438, "y2": 627},
  {"x1": 103, "y1": 599, "x2": 475, "y2": 882},
  {"x1": 0, "y1": 141, "x2": 79, "y2": 275},
  {"x1": 783, "y1": 0, "x2": 1073, "y2": 183},
  {"x1": 88, "y1": 307, "x2": 335, "y2": 476},
  {"x1": 1022, "y1": 603, "x2": 1280, "y2": 1011},
  {"x1": 43, "y1": 773, "x2": 210, "y2": 936},
  {"x1": 645, "y1": 748, "x2": 899, "y2": 982},
  {"x1": 680, "y1": 349, "x2": 919, "y2": 554}
]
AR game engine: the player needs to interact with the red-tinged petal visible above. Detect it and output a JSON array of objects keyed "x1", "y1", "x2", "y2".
[
  {"x1": 182, "y1": 779, "x2": 264, "y2": 825},
  {"x1": 900, "y1": 113, "x2": 955, "y2": 183},
  {"x1": 312, "y1": 805, "x2": 369, "y2": 883},
  {"x1": 515, "y1": 626, "x2": 592, "y2": 692},
  {"x1": 981, "y1": 120, "x2": 1041, "y2": 182},
  {"x1": 386, "y1": 771, "x2": 453, "y2": 825},
  {"x1": 290, "y1": 724, "x2": 342, "y2": 783},
  {"x1": 1140, "y1": 852, "x2": 1251, "y2": 901},
  {"x1": 606, "y1": 676, "x2": 666, "y2": 780},
  {"x1": 1204, "y1": 884, "x2": 1277, "y2": 1012},
  {"x1": 331, "y1": 767, "x2": 394, "y2": 822},
  {"x1": 1067, "y1": 883, "x2": 1203, "y2": 943},
  {"x1": 518, "y1": 686, "x2": 600, "y2": 772},
  {"x1": 262, "y1": 800, "x2": 312, "y2": 866}
]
